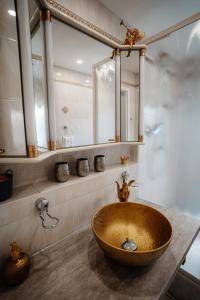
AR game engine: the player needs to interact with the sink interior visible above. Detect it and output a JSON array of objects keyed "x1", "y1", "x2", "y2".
[{"x1": 93, "y1": 202, "x2": 172, "y2": 252}]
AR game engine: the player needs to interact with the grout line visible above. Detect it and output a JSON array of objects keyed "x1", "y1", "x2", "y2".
[{"x1": 31, "y1": 225, "x2": 90, "y2": 257}]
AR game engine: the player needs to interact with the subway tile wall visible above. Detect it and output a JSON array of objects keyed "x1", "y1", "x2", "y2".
[
  {"x1": 0, "y1": 145, "x2": 139, "y2": 263},
  {"x1": 0, "y1": 163, "x2": 138, "y2": 263}
]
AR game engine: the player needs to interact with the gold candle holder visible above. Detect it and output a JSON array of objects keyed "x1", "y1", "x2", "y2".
[{"x1": 120, "y1": 155, "x2": 129, "y2": 165}]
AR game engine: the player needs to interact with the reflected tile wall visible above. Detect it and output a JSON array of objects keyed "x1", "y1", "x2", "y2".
[
  {"x1": 0, "y1": 38, "x2": 22, "y2": 99},
  {"x1": 0, "y1": 99, "x2": 27, "y2": 156},
  {"x1": 0, "y1": 0, "x2": 18, "y2": 40},
  {"x1": 0, "y1": 0, "x2": 27, "y2": 156}
]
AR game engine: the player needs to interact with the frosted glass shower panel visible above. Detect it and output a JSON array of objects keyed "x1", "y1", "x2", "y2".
[
  {"x1": 0, "y1": 0, "x2": 27, "y2": 156},
  {"x1": 139, "y1": 20, "x2": 200, "y2": 279},
  {"x1": 139, "y1": 20, "x2": 200, "y2": 215}
]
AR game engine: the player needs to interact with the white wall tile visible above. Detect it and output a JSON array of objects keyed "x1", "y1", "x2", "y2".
[
  {"x1": 0, "y1": 37, "x2": 22, "y2": 100},
  {"x1": 0, "y1": 162, "x2": 137, "y2": 263},
  {"x1": 0, "y1": 99, "x2": 26, "y2": 156},
  {"x1": 0, "y1": 0, "x2": 18, "y2": 40}
]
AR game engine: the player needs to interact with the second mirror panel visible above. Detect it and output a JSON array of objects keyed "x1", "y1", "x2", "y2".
[
  {"x1": 121, "y1": 50, "x2": 139, "y2": 142},
  {"x1": 28, "y1": 0, "x2": 50, "y2": 151},
  {"x1": 52, "y1": 19, "x2": 115, "y2": 148}
]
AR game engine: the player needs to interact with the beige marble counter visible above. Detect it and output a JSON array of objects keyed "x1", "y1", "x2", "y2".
[{"x1": 0, "y1": 200, "x2": 199, "y2": 300}]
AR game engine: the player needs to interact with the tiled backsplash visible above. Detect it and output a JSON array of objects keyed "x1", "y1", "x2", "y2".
[
  {"x1": 0, "y1": 161, "x2": 138, "y2": 263},
  {"x1": 0, "y1": 145, "x2": 139, "y2": 263},
  {"x1": 0, "y1": 144, "x2": 138, "y2": 188}
]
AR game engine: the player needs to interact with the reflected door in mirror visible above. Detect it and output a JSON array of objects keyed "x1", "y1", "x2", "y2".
[{"x1": 121, "y1": 50, "x2": 140, "y2": 142}]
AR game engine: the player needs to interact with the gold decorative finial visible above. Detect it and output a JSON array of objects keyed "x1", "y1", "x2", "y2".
[
  {"x1": 110, "y1": 48, "x2": 120, "y2": 59},
  {"x1": 10, "y1": 241, "x2": 21, "y2": 261},
  {"x1": 3, "y1": 241, "x2": 31, "y2": 285}
]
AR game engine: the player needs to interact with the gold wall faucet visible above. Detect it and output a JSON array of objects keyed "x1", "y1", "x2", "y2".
[{"x1": 116, "y1": 171, "x2": 135, "y2": 202}]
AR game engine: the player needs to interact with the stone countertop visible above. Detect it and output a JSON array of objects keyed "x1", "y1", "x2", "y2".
[{"x1": 0, "y1": 200, "x2": 199, "y2": 300}]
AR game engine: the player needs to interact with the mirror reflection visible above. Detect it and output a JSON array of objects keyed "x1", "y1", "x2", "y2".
[
  {"x1": 52, "y1": 19, "x2": 115, "y2": 148},
  {"x1": 121, "y1": 50, "x2": 139, "y2": 141},
  {"x1": 0, "y1": 0, "x2": 27, "y2": 156},
  {"x1": 28, "y1": 0, "x2": 49, "y2": 150}
]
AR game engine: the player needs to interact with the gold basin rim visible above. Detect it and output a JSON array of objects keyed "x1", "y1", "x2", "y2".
[{"x1": 92, "y1": 202, "x2": 173, "y2": 254}]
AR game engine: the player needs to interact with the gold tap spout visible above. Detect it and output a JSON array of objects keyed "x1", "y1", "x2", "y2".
[{"x1": 116, "y1": 178, "x2": 135, "y2": 202}]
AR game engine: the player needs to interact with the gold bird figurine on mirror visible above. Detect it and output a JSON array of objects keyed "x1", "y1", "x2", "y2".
[{"x1": 120, "y1": 19, "x2": 145, "y2": 57}]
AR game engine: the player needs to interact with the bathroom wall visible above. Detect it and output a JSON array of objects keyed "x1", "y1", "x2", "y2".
[
  {"x1": 0, "y1": 0, "x2": 138, "y2": 263},
  {"x1": 0, "y1": 162, "x2": 138, "y2": 263},
  {"x1": 0, "y1": 144, "x2": 139, "y2": 263}
]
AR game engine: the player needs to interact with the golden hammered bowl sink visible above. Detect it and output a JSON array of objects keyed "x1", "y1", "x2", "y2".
[{"x1": 92, "y1": 202, "x2": 172, "y2": 266}]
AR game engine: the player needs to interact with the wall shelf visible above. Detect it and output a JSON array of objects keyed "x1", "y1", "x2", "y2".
[
  {"x1": 0, "y1": 142, "x2": 144, "y2": 164},
  {"x1": 0, "y1": 162, "x2": 136, "y2": 207}
]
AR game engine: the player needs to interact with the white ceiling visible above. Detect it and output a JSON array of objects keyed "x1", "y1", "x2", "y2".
[
  {"x1": 99, "y1": 0, "x2": 200, "y2": 38},
  {"x1": 50, "y1": 1, "x2": 200, "y2": 76},
  {"x1": 52, "y1": 18, "x2": 140, "y2": 75},
  {"x1": 52, "y1": 18, "x2": 113, "y2": 75},
  {"x1": 98, "y1": 0, "x2": 200, "y2": 67}
]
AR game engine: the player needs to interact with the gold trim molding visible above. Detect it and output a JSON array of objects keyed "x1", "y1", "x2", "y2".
[
  {"x1": 48, "y1": 140, "x2": 57, "y2": 151},
  {"x1": 115, "y1": 136, "x2": 121, "y2": 143},
  {"x1": 28, "y1": 145, "x2": 38, "y2": 158},
  {"x1": 32, "y1": 53, "x2": 42, "y2": 61},
  {"x1": 111, "y1": 48, "x2": 120, "y2": 59},
  {"x1": 138, "y1": 135, "x2": 144, "y2": 143},
  {"x1": 140, "y1": 48, "x2": 146, "y2": 56},
  {"x1": 114, "y1": 48, "x2": 120, "y2": 56},
  {"x1": 40, "y1": 9, "x2": 51, "y2": 21},
  {"x1": 45, "y1": 0, "x2": 123, "y2": 45},
  {"x1": 122, "y1": 80, "x2": 139, "y2": 88}
]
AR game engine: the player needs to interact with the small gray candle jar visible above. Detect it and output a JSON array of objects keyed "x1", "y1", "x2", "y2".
[
  {"x1": 94, "y1": 155, "x2": 105, "y2": 172},
  {"x1": 55, "y1": 162, "x2": 70, "y2": 182},
  {"x1": 76, "y1": 158, "x2": 89, "y2": 177}
]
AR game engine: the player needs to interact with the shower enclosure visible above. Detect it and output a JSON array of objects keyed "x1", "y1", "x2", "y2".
[{"x1": 138, "y1": 19, "x2": 200, "y2": 278}]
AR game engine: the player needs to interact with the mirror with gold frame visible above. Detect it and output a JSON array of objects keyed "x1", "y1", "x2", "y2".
[
  {"x1": 51, "y1": 18, "x2": 116, "y2": 148},
  {"x1": 28, "y1": 0, "x2": 50, "y2": 151}
]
